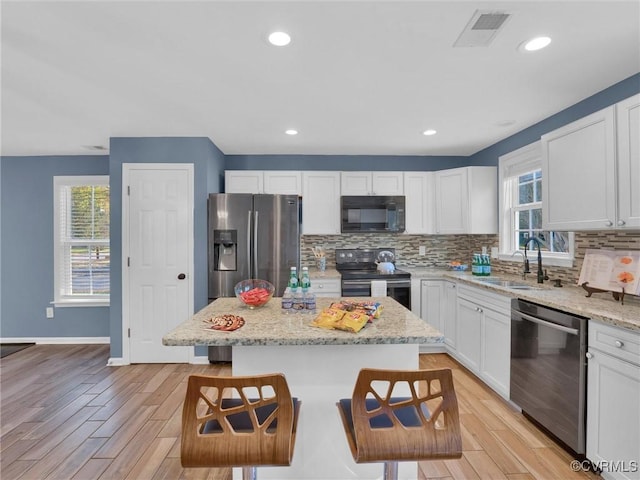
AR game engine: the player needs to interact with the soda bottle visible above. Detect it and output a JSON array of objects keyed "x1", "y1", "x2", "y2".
[
  {"x1": 288, "y1": 267, "x2": 299, "y2": 292},
  {"x1": 301, "y1": 267, "x2": 311, "y2": 293}
]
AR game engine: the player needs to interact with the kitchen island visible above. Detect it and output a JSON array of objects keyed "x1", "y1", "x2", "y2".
[{"x1": 163, "y1": 296, "x2": 443, "y2": 480}]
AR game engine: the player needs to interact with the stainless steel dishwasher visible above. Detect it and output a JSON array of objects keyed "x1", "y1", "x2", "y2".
[{"x1": 510, "y1": 298, "x2": 588, "y2": 455}]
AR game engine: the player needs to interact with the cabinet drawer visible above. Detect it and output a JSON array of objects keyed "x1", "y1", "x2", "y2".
[
  {"x1": 312, "y1": 278, "x2": 341, "y2": 296},
  {"x1": 589, "y1": 321, "x2": 640, "y2": 366},
  {"x1": 457, "y1": 284, "x2": 511, "y2": 315}
]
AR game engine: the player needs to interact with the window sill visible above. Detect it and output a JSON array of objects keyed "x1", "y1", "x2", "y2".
[
  {"x1": 53, "y1": 300, "x2": 110, "y2": 308},
  {"x1": 497, "y1": 253, "x2": 574, "y2": 268}
]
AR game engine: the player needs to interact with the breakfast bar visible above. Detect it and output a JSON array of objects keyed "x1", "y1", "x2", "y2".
[{"x1": 163, "y1": 296, "x2": 443, "y2": 480}]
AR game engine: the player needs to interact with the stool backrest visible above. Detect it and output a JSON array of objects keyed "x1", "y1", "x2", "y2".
[
  {"x1": 350, "y1": 368, "x2": 462, "y2": 463},
  {"x1": 181, "y1": 373, "x2": 297, "y2": 468}
]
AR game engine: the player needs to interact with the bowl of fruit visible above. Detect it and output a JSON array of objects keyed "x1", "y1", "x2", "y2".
[{"x1": 234, "y1": 279, "x2": 275, "y2": 309}]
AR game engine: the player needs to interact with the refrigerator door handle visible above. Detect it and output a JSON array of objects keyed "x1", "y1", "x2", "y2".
[
  {"x1": 254, "y1": 210, "x2": 259, "y2": 277},
  {"x1": 247, "y1": 210, "x2": 252, "y2": 278}
]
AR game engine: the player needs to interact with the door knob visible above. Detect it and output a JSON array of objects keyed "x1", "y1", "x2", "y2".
[{"x1": 177, "y1": 273, "x2": 186, "y2": 280}]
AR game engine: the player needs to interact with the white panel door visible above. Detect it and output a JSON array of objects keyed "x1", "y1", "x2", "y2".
[{"x1": 126, "y1": 164, "x2": 192, "y2": 363}]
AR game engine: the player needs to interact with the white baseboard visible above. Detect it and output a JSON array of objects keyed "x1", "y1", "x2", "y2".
[
  {"x1": 0, "y1": 337, "x2": 110, "y2": 344},
  {"x1": 107, "y1": 357, "x2": 128, "y2": 366}
]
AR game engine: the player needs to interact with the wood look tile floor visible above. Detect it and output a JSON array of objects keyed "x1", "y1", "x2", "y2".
[{"x1": 0, "y1": 345, "x2": 600, "y2": 480}]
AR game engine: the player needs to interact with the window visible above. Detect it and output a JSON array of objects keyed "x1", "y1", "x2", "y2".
[
  {"x1": 54, "y1": 176, "x2": 110, "y2": 306},
  {"x1": 499, "y1": 142, "x2": 574, "y2": 266}
]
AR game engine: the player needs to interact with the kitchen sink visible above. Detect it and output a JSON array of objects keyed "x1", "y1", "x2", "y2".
[{"x1": 476, "y1": 278, "x2": 534, "y2": 289}]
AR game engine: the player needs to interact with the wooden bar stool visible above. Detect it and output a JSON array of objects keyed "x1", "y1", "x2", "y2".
[
  {"x1": 337, "y1": 368, "x2": 462, "y2": 480},
  {"x1": 181, "y1": 373, "x2": 300, "y2": 479}
]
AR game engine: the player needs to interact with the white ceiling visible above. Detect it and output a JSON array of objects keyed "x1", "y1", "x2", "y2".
[{"x1": 2, "y1": 0, "x2": 639, "y2": 157}]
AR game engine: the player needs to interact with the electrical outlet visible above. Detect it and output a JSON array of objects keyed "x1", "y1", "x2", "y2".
[
  {"x1": 419, "y1": 246, "x2": 426, "y2": 256},
  {"x1": 46, "y1": 307, "x2": 54, "y2": 318},
  {"x1": 491, "y1": 247, "x2": 499, "y2": 259}
]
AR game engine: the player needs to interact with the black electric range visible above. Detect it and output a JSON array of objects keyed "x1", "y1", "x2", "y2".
[{"x1": 335, "y1": 248, "x2": 411, "y2": 309}]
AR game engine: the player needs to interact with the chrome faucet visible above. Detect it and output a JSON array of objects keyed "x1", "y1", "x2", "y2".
[
  {"x1": 523, "y1": 237, "x2": 546, "y2": 284},
  {"x1": 511, "y1": 250, "x2": 527, "y2": 280}
]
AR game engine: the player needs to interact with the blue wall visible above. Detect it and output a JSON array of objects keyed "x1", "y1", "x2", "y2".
[
  {"x1": 108, "y1": 137, "x2": 224, "y2": 358},
  {"x1": 0, "y1": 156, "x2": 111, "y2": 338}
]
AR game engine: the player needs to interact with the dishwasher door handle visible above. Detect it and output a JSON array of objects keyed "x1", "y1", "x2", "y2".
[{"x1": 514, "y1": 310, "x2": 579, "y2": 336}]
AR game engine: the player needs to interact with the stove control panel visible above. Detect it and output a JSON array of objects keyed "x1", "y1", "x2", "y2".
[{"x1": 335, "y1": 248, "x2": 396, "y2": 266}]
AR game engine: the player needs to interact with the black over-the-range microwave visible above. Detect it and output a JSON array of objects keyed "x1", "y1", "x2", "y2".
[{"x1": 340, "y1": 195, "x2": 406, "y2": 233}]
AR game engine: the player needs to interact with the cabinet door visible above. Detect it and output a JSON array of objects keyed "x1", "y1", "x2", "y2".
[
  {"x1": 420, "y1": 281, "x2": 443, "y2": 332},
  {"x1": 616, "y1": 94, "x2": 640, "y2": 229},
  {"x1": 481, "y1": 308, "x2": 510, "y2": 398},
  {"x1": 404, "y1": 172, "x2": 435, "y2": 234},
  {"x1": 225, "y1": 171, "x2": 263, "y2": 193},
  {"x1": 442, "y1": 281, "x2": 457, "y2": 349},
  {"x1": 587, "y1": 350, "x2": 640, "y2": 480},
  {"x1": 302, "y1": 172, "x2": 341, "y2": 234},
  {"x1": 542, "y1": 107, "x2": 616, "y2": 230},
  {"x1": 456, "y1": 297, "x2": 481, "y2": 372},
  {"x1": 435, "y1": 168, "x2": 468, "y2": 234},
  {"x1": 372, "y1": 172, "x2": 404, "y2": 195},
  {"x1": 264, "y1": 171, "x2": 302, "y2": 195},
  {"x1": 341, "y1": 172, "x2": 372, "y2": 195}
]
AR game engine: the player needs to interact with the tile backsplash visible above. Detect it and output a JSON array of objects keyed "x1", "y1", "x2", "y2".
[{"x1": 302, "y1": 230, "x2": 640, "y2": 288}]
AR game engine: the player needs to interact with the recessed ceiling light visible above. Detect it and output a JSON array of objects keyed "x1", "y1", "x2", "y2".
[
  {"x1": 285, "y1": 129, "x2": 298, "y2": 136},
  {"x1": 268, "y1": 31, "x2": 291, "y2": 47},
  {"x1": 521, "y1": 36, "x2": 551, "y2": 52},
  {"x1": 422, "y1": 129, "x2": 437, "y2": 136}
]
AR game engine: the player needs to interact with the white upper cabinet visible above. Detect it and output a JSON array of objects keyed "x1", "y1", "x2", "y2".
[
  {"x1": 225, "y1": 170, "x2": 302, "y2": 195},
  {"x1": 263, "y1": 171, "x2": 302, "y2": 195},
  {"x1": 340, "y1": 171, "x2": 404, "y2": 195},
  {"x1": 616, "y1": 94, "x2": 640, "y2": 229},
  {"x1": 542, "y1": 93, "x2": 639, "y2": 230},
  {"x1": 434, "y1": 167, "x2": 497, "y2": 234},
  {"x1": 404, "y1": 172, "x2": 435, "y2": 234},
  {"x1": 302, "y1": 171, "x2": 341, "y2": 234},
  {"x1": 225, "y1": 170, "x2": 263, "y2": 193}
]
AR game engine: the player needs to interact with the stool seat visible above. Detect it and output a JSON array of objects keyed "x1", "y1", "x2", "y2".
[
  {"x1": 336, "y1": 368, "x2": 461, "y2": 478},
  {"x1": 181, "y1": 373, "x2": 300, "y2": 477}
]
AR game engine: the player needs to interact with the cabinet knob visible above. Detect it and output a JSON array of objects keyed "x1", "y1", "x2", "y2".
[
  {"x1": 605, "y1": 220, "x2": 614, "y2": 227},
  {"x1": 318, "y1": 284, "x2": 324, "y2": 289},
  {"x1": 614, "y1": 340, "x2": 624, "y2": 348},
  {"x1": 586, "y1": 352, "x2": 593, "y2": 359},
  {"x1": 618, "y1": 220, "x2": 626, "y2": 226},
  {"x1": 177, "y1": 273, "x2": 186, "y2": 280}
]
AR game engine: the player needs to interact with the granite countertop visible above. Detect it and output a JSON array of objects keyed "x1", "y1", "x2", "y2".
[
  {"x1": 307, "y1": 267, "x2": 341, "y2": 280},
  {"x1": 162, "y1": 296, "x2": 444, "y2": 347},
  {"x1": 403, "y1": 266, "x2": 640, "y2": 332}
]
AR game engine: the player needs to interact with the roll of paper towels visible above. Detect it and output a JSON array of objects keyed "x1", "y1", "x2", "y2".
[{"x1": 370, "y1": 280, "x2": 387, "y2": 297}]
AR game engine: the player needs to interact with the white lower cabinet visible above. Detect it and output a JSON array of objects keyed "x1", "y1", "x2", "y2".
[
  {"x1": 587, "y1": 322, "x2": 640, "y2": 480},
  {"x1": 455, "y1": 284, "x2": 511, "y2": 399},
  {"x1": 419, "y1": 279, "x2": 456, "y2": 353}
]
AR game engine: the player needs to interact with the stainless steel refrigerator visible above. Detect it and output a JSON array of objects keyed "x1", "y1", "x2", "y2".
[{"x1": 207, "y1": 193, "x2": 300, "y2": 360}]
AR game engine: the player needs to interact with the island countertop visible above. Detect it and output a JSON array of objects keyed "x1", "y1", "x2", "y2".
[{"x1": 162, "y1": 296, "x2": 443, "y2": 347}]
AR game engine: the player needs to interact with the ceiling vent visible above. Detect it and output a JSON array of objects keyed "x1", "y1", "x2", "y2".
[{"x1": 454, "y1": 10, "x2": 511, "y2": 47}]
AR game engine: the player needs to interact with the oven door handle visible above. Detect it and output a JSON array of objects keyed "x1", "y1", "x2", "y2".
[
  {"x1": 342, "y1": 279, "x2": 409, "y2": 287},
  {"x1": 513, "y1": 310, "x2": 579, "y2": 336},
  {"x1": 342, "y1": 280, "x2": 376, "y2": 287}
]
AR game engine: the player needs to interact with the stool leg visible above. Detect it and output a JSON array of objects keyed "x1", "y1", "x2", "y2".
[
  {"x1": 242, "y1": 466, "x2": 257, "y2": 480},
  {"x1": 383, "y1": 461, "x2": 398, "y2": 480}
]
